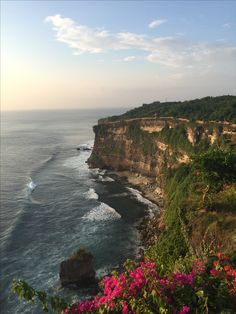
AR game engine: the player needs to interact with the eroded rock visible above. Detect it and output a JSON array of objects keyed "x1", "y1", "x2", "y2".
[{"x1": 60, "y1": 249, "x2": 96, "y2": 288}]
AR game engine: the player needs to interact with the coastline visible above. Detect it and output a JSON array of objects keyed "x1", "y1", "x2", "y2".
[
  {"x1": 104, "y1": 169, "x2": 165, "y2": 249},
  {"x1": 110, "y1": 170, "x2": 164, "y2": 208}
]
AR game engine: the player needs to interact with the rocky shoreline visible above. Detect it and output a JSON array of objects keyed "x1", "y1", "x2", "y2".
[
  {"x1": 106, "y1": 170, "x2": 165, "y2": 249},
  {"x1": 60, "y1": 166, "x2": 164, "y2": 292}
]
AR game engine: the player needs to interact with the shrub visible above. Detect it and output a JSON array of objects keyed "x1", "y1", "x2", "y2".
[
  {"x1": 191, "y1": 148, "x2": 236, "y2": 189},
  {"x1": 64, "y1": 253, "x2": 236, "y2": 314}
]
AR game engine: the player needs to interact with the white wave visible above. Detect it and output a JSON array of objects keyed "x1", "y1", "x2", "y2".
[
  {"x1": 98, "y1": 175, "x2": 114, "y2": 182},
  {"x1": 64, "y1": 153, "x2": 90, "y2": 173},
  {"x1": 64, "y1": 141, "x2": 94, "y2": 174},
  {"x1": 84, "y1": 188, "x2": 99, "y2": 200},
  {"x1": 108, "y1": 192, "x2": 128, "y2": 198},
  {"x1": 90, "y1": 168, "x2": 99, "y2": 174},
  {"x1": 83, "y1": 202, "x2": 121, "y2": 221},
  {"x1": 27, "y1": 180, "x2": 37, "y2": 192},
  {"x1": 91, "y1": 168, "x2": 106, "y2": 174},
  {"x1": 43, "y1": 151, "x2": 58, "y2": 164},
  {"x1": 79, "y1": 145, "x2": 93, "y2": 150},
  {"x1": 127, "y1": 187, "x2": 158, "y2": 215},
  {"x1": 78, "y1": 140, "x2": 94, "y2": 150}
]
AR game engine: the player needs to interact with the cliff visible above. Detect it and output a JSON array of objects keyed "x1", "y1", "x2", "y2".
[
  {"x1": 88, "y1": 96, "x2": 236, "y2": 265},
  {"x1": 88, "y1": 116, "x2": 236, "y2": 185}
]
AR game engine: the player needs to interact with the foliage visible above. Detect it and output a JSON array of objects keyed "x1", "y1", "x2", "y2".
[
  {"x1": 127, "y1": 123, "x2": 158, "y2": 156},
  {"x1": 93, "y1": 124, "x2": 110, "y2": 137},
  {"x1": 146, "y1": 148, "x2": 236, "y2": 269},
  {"x1": 64, "y1": 253, "x2": 236, "y2": 314},
  {"x1": 126, "y1": 121, "x2": 214, "y2": 159},
  {"x1": 12, "y1": 279, "x2": 68, "y2": 313},
  {"x1": 145, "y1": 222, "x2": 189, "y2": 272},
  {"x1": 108, "y1": 95, "x2": 236, "y2": 123},
  {"x1": 157, "y1": 125, "x2": 193, "y2": 154},
  {"x1": 143, "y1": 164, "x2": 194, "y2": 270},
  {"x1": 191, "y1": 148, "x2": 236, "y2": 189},
  {"x1": 209, "y1": 185, "x2": 236, "y2": 212}
]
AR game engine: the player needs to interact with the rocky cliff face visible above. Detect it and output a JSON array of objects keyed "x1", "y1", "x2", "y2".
[
  {"x1": 88, "y1": 117, "x2": 236, "y2": 187},
  {"x1": 88, "y1": 116, "x2": 236, "y2": 260}
]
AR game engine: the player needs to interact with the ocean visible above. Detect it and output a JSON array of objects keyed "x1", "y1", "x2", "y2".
[{"x1": 0, "y1": 109, "x2": 156, "y2": 313}]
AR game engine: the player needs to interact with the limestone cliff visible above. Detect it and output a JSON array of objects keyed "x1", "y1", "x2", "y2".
[{"x1": 88, "y1": 117, "x2": 236, "y2": 188}]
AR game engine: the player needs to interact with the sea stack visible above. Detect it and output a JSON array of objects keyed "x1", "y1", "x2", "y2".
[{"x1": 59, "y1": 249, "x2": 96, "y2": 288}]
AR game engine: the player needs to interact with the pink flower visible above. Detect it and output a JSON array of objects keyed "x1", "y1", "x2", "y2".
[
  {"x1": 210, "y1": 269, "x2": 219, "y2": 277},
  {"x1": 213, "y1": 260, "x2": 219, "y2": 267},
  {"x1": 216, "y1": 252, "x2": 228, "y2": 260},
  {"x1": 191, "y1": 258, "x2": 205, "y2": 275},
  {"x1": 122, "y1": 301, "x2": 129, "y2": 314},
  {"x1": 224, "y1": 265, "x2": 231, "y2": 271},
  {"x1": 173, "y1": 273, "x2": 194, "y2": 285},
  {"x1": 108, "y1": 301, "x2": 115, "y2": 310},
  {"x1": 179, "y1": 305, "x2": 190, "y2": 314}
]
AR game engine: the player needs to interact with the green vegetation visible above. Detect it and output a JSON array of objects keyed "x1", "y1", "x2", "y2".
[
  {"x1": 191, "y1": 148, "x2": 236, "y2": 188},
  {"x1": 126, "y1": 121, "x2": 221, "y2": 159},
  {"x1": 127, "y1": 123, "x2": 158, "y2": 155},
  {"x1": 145, "y1": 148, "x2": 236, "y2": 270},
  {"x1": 108, "y1": 95, "x2": 236, "y2": 123},
  {"x1": 156, "y1": 124, "x2": 193, "y2": 153},
  {"x1": 12, "y1": 279, "x2": 68, "y2": 313},
  {"x1": 93, "y1": 124, "x2": 110, "y2": 137}
]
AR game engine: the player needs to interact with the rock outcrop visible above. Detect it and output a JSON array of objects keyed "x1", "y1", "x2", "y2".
[{"x1": 60, "y1": 249, "x2": 96, "y2": 288}]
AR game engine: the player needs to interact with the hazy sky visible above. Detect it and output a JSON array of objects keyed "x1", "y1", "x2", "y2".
[{"x1": 1, "y1": 0, "x2": 236, "y2": 111}]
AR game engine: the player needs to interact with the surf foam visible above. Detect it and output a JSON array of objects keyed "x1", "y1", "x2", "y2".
[
  {"x1": 98, "y1": 175, "x2": 114, "y2": 182},
  {"x1": 84, "y1": 188, "x2": 99, "y2": 200},
  {"x1": 63, "y1": 153, "x2": 90, "y2": 173},
  {"x1": 27, "y1": 180, "x2": 37, "y2": 192},
  {"x1": 127, "y1": 187, "x2": 158, "y2": 215},
  {"x1": 83, "y1": 202, "x2": 121, "y2": 221}
]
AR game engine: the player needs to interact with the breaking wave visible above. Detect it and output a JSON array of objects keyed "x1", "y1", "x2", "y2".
[
  {"x1": 127, "y1": 187, "x2": 159, "y2": 215},
  {"x1": 84, "y1": 188, "x2": 99, "y2": 200},
  {"x1": 82, "y1": 202, "x2": 121, "y2": 221}
]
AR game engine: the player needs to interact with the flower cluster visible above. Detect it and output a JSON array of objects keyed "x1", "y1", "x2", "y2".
[
  {"x1": 65, "y1": 254, "x2": 236, "y2": 314},
  {"x1": 209, "y1": 252, "x2": 236, "y2": 295}
]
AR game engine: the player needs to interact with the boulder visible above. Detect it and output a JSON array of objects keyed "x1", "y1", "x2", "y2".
[{"x1": 60, "y1": 249, "x2": 96, "y2": 287}]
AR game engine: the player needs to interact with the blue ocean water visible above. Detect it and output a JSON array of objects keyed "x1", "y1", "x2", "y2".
[{"x1": 0, "y1": 109, "x2": 155, "y2": 313}]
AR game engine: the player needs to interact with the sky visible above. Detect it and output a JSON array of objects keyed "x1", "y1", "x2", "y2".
[{"x1": 1, "y1": 0, "x2": 236, "y2": 111}]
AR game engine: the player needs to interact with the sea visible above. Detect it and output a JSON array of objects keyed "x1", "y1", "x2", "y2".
[{"x1": 0, "y1": 109, "x2": 157, "y2": 314}]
